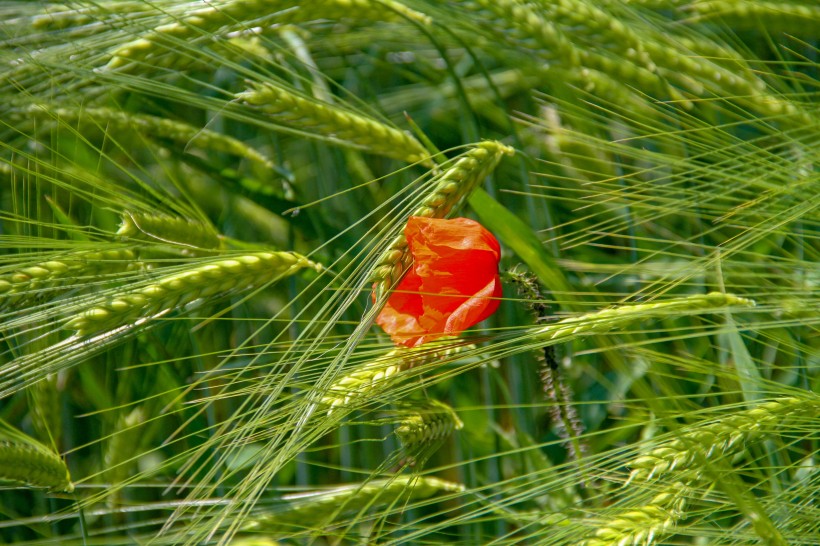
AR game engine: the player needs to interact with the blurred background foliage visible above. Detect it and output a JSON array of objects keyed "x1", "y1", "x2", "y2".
[{"x1": 0, "y1": 0, "x2": 818, "y2": 544}]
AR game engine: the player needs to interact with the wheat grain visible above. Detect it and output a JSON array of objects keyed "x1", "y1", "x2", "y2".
[
  {"x1": 627, "y1": 396, "x2": 819, "y2": 483},
  {"x1": 539, "y1": 0, "x2": 656, "y2": 71},
  {"x1": 321, "y1": 338, "x2": 474, "y2": 415},
  {"x1": 370, "y1": 140, "x2": 513, "y2": 297},
  {"x1": 459, "y1": 0, "x2": 684, "y2": 103},
  {"x1": 459, "y1": 0, "x2": 579, "y2": 65},
  {"x1": 64, "y1": 251, "x2": 319, "y2": 335},
  {"x1": 237, "y1": 81, "x2": 430, "y2": 166}
]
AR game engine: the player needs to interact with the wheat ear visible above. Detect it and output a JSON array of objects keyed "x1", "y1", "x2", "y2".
[
  {"x1": 627, "y1": 396, "x2": 820, "y2": 483},
  {"x1": 396, "y1": 399, "x2": 463, "y2": 451},
  {"x1": 0, "y1": 422, "x2": 73, "y2": 493},
  {"x1": 20, "y1": 104, "x2": 275, "y2": 171},
  {"x1": 532, "y1": 292, "x2": 754, "y2": 344},
  {"x1": 0, "y1": 249, "x2": 137, "y2": 308},
  {"x1": 370, "y1": 140, "x2": 513, "y2": 298},
  {"x1": 118, "y1": 211, "x2": 221, "y2": 251},
  {"x1": 64, "y1": 252, "x2": 319, "y2": 335},
  {"x1": 583, "y1": 484, "x2": 689, "y2": 546},
  {"x1": 691, "y1": 1, "x2": 820, "y2": 33},
  {"x1": 237, "y1": 81, "x2": 430, "y2": 166},
  {"x1": 321, "y1": 338, "x2": 474, "y2": 415},
  {"x1": 243, "y1": 475, "x2": 462, "y2": 532},
  {"x1": 106, "y1": 0, "x2": 429, "y2": 71}
]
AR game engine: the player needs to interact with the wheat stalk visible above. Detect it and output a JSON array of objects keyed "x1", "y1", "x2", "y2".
[
  {"x1": 64, "y1": 251, "x2": 319, "y2": 335},
  {"x1": 321, "y1": 338, "x2": 474, "y2": 415},
  {"x1": 370, "y1": 140, "x2": 513, "y2": 298},
  {"x1": 28, "y1": 375, "x2": 62, "y2": 449},
  {"x1": 104, "y1": 407, "x2": 145, "y2": 507},
  {"x1": 627, "y1": 396, "x2": 820, "y2": 483}
]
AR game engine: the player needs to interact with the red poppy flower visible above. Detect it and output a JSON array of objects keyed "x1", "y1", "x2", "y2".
[{"x1": 375, "y1": 216, "x2": 502, "y2": 347}]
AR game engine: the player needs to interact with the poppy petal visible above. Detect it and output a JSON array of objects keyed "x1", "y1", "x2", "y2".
[{"x1": 375, "y1": 216, "x2": 502, "y2": 347}]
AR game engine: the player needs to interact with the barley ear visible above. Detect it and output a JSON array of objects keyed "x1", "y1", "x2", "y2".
[
  {"x1": 627, "y1": 397, "x2": 820, "y2": 483},
  {"x1": 237, "y1": 81, "x2": 431, "y2": 166},
  {"x1": 583, "y1": 484, "x2": 689, "y2": 546},
  {"x1": 370, "y1": 140, "x2": 513, "y2": 297},
  {"x1": 321, "y1": 338, "x2": 474, "y2": 415},
  {"x1": 395, "y1": 399, "x2": 463, "y2": 461},
  {"x1": 106, "y1": 0, "x2": 430, "y2": 71},
  {"x1": 533, "y1": 292, "x2": 755, "y2": 344},
  {"x1": 0, "y1": 249, "x2": 137, "y2": 310},
  {"x1": 242, "y1": 476, "x2": 462, "y2": 533},
  {"x1": 0, "y1": 420, "x2": 73, "y2": 493},
  {"x1": 65, "y1": 252, "x2": 320, "y2": 336},
  {"x1": 18, "y1": 104, "x2": 276, "y2": 172},
  {"x1": 118, "y1": 211, "x2": 221, "y2": 251}
]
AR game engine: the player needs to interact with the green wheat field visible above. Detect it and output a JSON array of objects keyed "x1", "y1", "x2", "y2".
[{"x1": 0, "y1": 1, "x2": 818, "y2": 544}]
